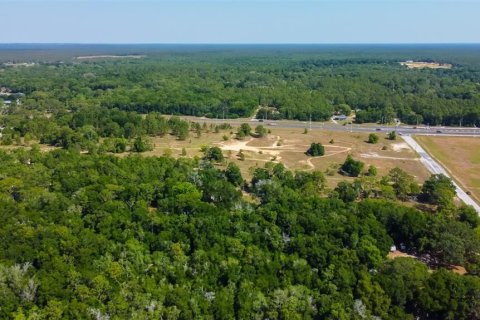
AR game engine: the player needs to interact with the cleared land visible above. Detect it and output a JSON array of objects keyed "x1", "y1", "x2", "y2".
[
  {"x1": 400, "y1": 61, "x2": 452, "y2": 69},
  {"x1": 415, "y1": 135, "x2": 480, "y2": 205},
  {"x1": 75, "y1": 55, "x2": 145, "y2": 60},
  {"x1": 1, "y1": 127, "x2": 430, "y2": 188},
  {"x1": 141, "y1": 127, "x2": 430, "y2": 187}
]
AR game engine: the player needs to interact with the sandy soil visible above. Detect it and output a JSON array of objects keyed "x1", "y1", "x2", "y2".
[
  {"x1": 391, "y1": 142, "x2": 410, "y2": 152},
  {"x1": 400, "y1": 61, "x2": 452, "y2": 69}
]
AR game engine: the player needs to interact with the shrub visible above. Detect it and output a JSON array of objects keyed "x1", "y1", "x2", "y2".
[
  {"x1": 387, "y1": 131, "x2": 397, "y2": 140},
  {"x1": 368, "y1": 133, "x2": 379, "y2": 144},
  {"x1": 340, "y1": 155, "x2": 364, "y2": 177},
  {"x1": 306, "y1": 143, "x2": 325, "y2": 157},
  {"x1": 203, "y1": 146, "x2": 224, "y2": 162}
]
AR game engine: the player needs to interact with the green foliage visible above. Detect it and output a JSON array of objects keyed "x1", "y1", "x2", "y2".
[
  {"x1": 237, "y1": 123, "x2": 252, "y2": 139},
  {"x1": 255, "y1": 125, "x2": 267, "y2": 138},
  {"x1": 202, "y1": 146, "x2": 224, "y2": 162},
  {"x1": 225, "y1": 162, "x2": 243, "y2": 187},
  {"x1": 0, "y1": 149, "x2": 477, "y2": 318},
  {"x1": 2, "y1": 47, "x2": 480, "y2": 126},
  {"x1": 387, "y1": 131, "x2": 397, "y2": 140},
  {"x1": 340, "y1": 154, "x2": 365, "y2": 177},
  {"x1": 420, "y1": 174, "x2": 456, "y2": 210},
  {"x1": 131, "y1": 136, "x2": 153, "y2": 153},
  {"x1": 383, "y1": 167, "x2": 420, "y2": 201},
  {"x1": 306, "y1": 142, "x2": 325, "y2": 157},
  {"x1": 367, "y1": 165, "x2": 378, "y2": 176},
  {"x1": 169, "y1": 117, "x2": 190, "y2": 140},
  {"x1": 368, "y1": 133, "x2": 379, "y2": 144},
  {"x1": 334, "y1": 181, "x2": 358, "y2": 202},
  {"x1": 1, "y1": 47, "x2": 480, "y2": 319}
]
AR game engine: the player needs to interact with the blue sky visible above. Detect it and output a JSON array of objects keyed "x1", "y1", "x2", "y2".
[{"x1": 1, "y1": 0, "x2": 479, "y2": 43}]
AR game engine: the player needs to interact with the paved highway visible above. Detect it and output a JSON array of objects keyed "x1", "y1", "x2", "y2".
[
  {"x1": 179, "y1": 116, "x2": 480, "y2": 137},
  {"x1": 402, "y1": 135, "x2": 480, "y2": 213}
]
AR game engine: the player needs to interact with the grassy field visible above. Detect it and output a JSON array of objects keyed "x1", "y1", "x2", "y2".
[
  {"x1": 415, "y1": 136, "x2": 480, "y2": 205},
  {"x1": 142, "y1": 127, "x2": 430, "y2": 188},
  {"x1": 0, "y1": 127, "x2": 430, "y2": 189}
]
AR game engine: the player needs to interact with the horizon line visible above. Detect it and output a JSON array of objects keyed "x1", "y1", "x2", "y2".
[{"x1": 1, "y1": 42, "x2": 480, "y2": 46}]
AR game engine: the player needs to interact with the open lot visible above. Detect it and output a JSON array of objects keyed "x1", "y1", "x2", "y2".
[
  {"x1": 142, "y1": 127, "x2": 430, "y2": 187},
  {"x1": 400, "y1": 61, "x2": 453, "y2": 69},
  {"x1": 0, "y1": 127, "x2": 430, "y2": 188},
  {"x1": 415, "y1": 135, "x2": 480, "y2": 205}
]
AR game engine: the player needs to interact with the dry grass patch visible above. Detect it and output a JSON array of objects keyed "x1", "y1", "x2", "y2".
[
  {"x1": 136, "y1": 127, "x2": 429, "y2": 183},
  {"x1": 415, "y1": 135, "x2": 480, "y2": 205}
]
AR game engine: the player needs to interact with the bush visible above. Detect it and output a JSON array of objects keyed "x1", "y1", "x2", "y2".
[
  {"x1": 255, "y1": 125, "x2": 267, "y2": 137},
  {"x1": 132, "y1": 136, "x2": 153, "y2": 152},
  {"x1": 368, "y1": 133, "x2": 379, "y2": 144},
  {"x1": 387, "y1": 131, "x2": 397, "y2": 140},
  {"x1": 203, "y1": 146, "x2": 224, "y2": 162},
  {"x1": 306, "y1": 143, "x2": 325, "y2": 157},
  {"x1": 367, "y1": 165, "x2": 378, "y2": 176},
  {"x1": 340, "y1": 155, "x2": 364, "y2": 177},
  {"x1": 237, "y1": 123, "x2": 252, "y2": 139}
]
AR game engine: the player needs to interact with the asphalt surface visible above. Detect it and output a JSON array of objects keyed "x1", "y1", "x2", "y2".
[
  {"x1": 402, "y1": 135, "x2": 480, "y2": 213},
  {"x1": 183, "y1": 116, "x2": 480, "y2": 137}
]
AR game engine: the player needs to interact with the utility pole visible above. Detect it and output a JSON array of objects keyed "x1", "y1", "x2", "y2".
[{"x1": 309, "y1": 112, "x2": 312, "y2": 131}]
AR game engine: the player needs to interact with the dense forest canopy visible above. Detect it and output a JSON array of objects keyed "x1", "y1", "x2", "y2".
[
  {"x1": 0, "y1": 148, "x2": 479, "y2": 319},
  {"x1": 1, "y1": 44, "x2": 480, "y2": 319},
  {"x1": 1, "y1": 44, "x2": 480, "y2": 125}
]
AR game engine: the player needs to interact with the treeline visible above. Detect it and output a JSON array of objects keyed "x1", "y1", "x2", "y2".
[
  {"x1": 0, "y1": 147, "x2": 479, "y2": 319},
  {"x1": 1, "y1": 49, "x2": 480, "y2": 125},
  {"x1": 0, "y1": 107, "x2": 233, "y2": 151}
]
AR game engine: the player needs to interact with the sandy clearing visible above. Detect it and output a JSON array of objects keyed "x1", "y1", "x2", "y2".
[
  {"x1": 391, "y1": 142, "x2": 411, "y2": 152},
  {"x1": 360, "y1": 152, "x2": 419, "y2": 161},
  {"x1": 218, "y1": 137, "x2": 351, "y2": 171},
  {"x1": 400, "y1": 61, "x2": 452, "y2": 69}
]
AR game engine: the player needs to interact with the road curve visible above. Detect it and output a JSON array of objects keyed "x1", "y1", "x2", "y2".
[{"x1": 402, "y1": 135, "x2": 480, "y2": 213}]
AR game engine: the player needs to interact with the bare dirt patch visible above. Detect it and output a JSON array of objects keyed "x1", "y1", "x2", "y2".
[
  {"x1": 400, "y1": 61, "x2": 452, "y2": 69},
  {"x1": 217, "y1": 128, "x2": 429, "y2": 185},
  {"x1": 391, "y1": 142, "x2": 410, "y2": 152}
]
